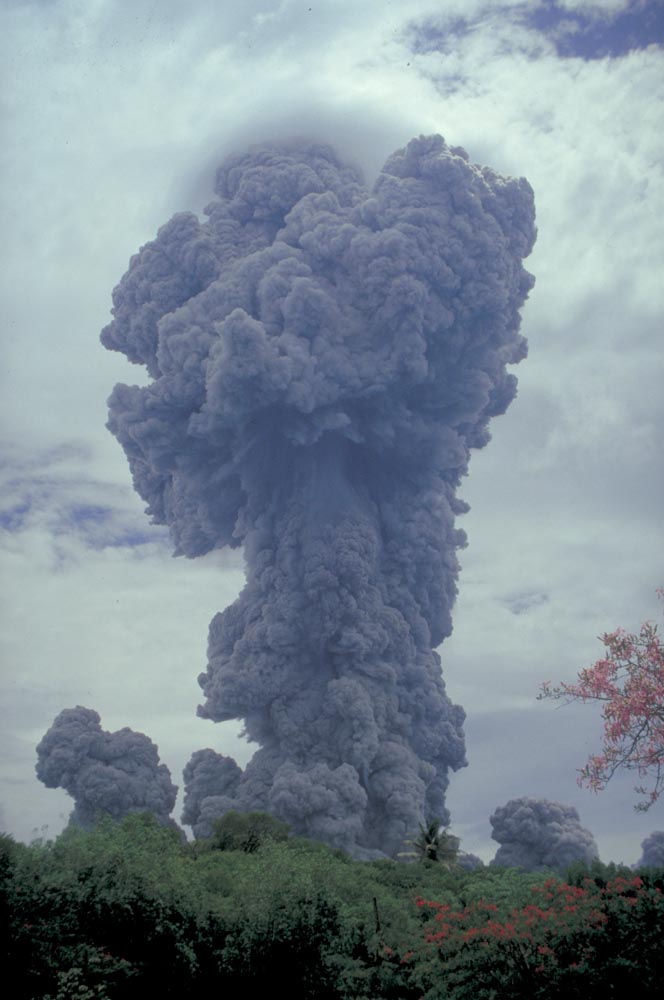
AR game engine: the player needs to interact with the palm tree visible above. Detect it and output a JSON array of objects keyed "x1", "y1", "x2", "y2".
[{"x1": 400, "y1": 818, "x2": 460, "y2": 866}]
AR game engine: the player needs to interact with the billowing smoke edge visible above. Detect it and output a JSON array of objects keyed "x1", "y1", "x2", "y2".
[
  {"x1": 489, "y1": 796, "x2": 599, "y2": 872},
  {"x1": 103, "y1": 134, "x2": 536, "y2": 856},
  {"x1": 36, "y1": 706, "x2": 178, "y2": 831}
]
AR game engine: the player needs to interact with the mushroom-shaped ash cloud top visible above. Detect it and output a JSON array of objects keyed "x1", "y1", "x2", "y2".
[
  {"x1": 36, "y1": 706, "x2": 178, "y2": 830},
  {"x1": 104, "y1": 134, "x2": 536, "y2": 856},
  {"x1": 636, "y1": 830, "x2": 664, "y2": 868},
  {"x1": 490, "y1": 796, "x2": 599, "y2": 873}
]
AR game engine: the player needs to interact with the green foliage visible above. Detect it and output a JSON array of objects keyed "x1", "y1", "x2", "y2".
[
  {"x1": 221, "y1": 891, "x2": 347, "y2": 998},
  {"x1": 413, "y1": 869, "x2": 664, "y2": 999},
  {"x1": 204, "y1": 809, "x2": 291, "y2": 853},
  {"x1": 4, "y1": 814, "x2": 218, "y2": 999},
  {"x1": 4, "y1": 814, "x2": 664, "y2": 998}
]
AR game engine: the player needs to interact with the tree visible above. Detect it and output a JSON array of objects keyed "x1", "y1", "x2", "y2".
[
  {"x1": 401, "y1": 819, "x2": 460, "y2": 866},
  {"x1": 415, "y1": 870, "x2": 664, "y2": 999},
  {"x1": 206, "y1": 811, "x2": 291, "y2": 853},
  {"x1": 539, "y1": 591, "x2": 664, "y2": 811}
]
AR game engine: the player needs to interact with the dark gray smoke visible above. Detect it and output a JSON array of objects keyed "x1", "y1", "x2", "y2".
[
  {"x1": 102, "y1": 134, "x2": 536, "y2": 855},
  {"x1": 490, "y1": 797, "x2": 599, "y2": 872},
  {"x1": 36, "y1": 706, "x2": 178, "y2": 830},
  {"x1": 636, "y1": 831, "x2": 664, "y2": 868},
  {"x1": 457, "y1": 851, "x2": 484, "y2": 871},
  {"x1": 181, "y1": 748, "x2": 242, "y2": 839}
]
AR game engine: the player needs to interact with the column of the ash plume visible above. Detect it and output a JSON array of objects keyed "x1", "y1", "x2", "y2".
[{"x1": 102, "y1": 134, "x2": 536, "y2": 855}]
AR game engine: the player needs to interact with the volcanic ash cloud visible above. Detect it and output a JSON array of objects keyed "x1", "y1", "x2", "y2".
[
  {"x1": 102, "y1": 135, "x2": 536, "y2": 855},
  {"x1": 36, "y1": 706, "x2": 178, "y2": 830},
  {"x1": 637, "y1": 831, "x2": 664, "y2": 868},
  {"x1": 490, "y1": 797, "x2": 599, "y2": 872}
]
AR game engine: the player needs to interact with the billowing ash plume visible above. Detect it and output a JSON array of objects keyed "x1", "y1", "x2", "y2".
[
  {"x1": 457, "y1": 852, "x2": 484, "y2": 871},
  {"x1": 102, "y1": 134, "x2": 536, "y2": 856},
  {"x1": 36, "y1": 707, "x2": 178, "y2": 830},
  {"x1": 490, "y1": 797, "x2": 599, "y2": 872},
  {"x1": 181, "y1": 748, "x2": 242, "y2": 839},
  {"x1": 636, "y1": 831, "x2": 664, "y2": 868}
]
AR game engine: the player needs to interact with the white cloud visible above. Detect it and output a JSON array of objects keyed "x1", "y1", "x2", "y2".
[{"x1": 556, "y1": 0, "x2": 633, "y2": 15}]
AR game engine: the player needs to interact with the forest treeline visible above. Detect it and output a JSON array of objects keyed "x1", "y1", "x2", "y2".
[{"x1": 2, "y1": 813, "x2": 663, "y2": 999}]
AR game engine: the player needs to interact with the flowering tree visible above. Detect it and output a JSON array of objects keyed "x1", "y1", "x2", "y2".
[
  {"x1": 415, "y1": 872, "x2": 664, "y2": 998},
  {"x1": 539, "y1": 592, "x2": 664, "y2": 811}
]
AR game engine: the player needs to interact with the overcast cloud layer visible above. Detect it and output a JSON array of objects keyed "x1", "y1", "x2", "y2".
[{"x1": 1, "y1": 0, "x2": 662, "y2": 863}]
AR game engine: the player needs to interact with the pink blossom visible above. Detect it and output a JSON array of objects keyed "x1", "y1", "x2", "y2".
[{"x1": 539, "y1": 592, "x2": 664, "y2": 811}]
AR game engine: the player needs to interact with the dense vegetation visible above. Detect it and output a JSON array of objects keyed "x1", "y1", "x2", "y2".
[{"x1": 2, "y1": 813, "x2": 663, "y2": 999}]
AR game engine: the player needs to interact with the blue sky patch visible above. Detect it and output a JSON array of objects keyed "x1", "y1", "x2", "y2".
[
  {"x1": 0, "y1": 499, "x2": 32, "y2": 532},
  {"x1": 527, "y1": 0, "x2": 664, "y2": 59},
  {"x1": 407, "y1": 1, "x2": 663, "y2": 61}
]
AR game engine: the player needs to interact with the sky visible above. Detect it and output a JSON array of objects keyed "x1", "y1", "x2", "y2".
[{"x1": 1, "y1": 0, "x2": 662, "y2": 863}]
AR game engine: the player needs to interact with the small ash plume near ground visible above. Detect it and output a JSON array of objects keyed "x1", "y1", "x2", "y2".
[
  {"x1": 36, "y1": 707, "x2": 178, "y2": 830},
  {"x1": 636, "y1": 831, "x2": 664, "y2": 868},
  {"x1": 102, "y1": 134, "x2": 536, "y2": 856},
  {"x1": 490, "y1": 797, "x2": 599, "y2": 872},
  {"x1": 456, "y1": 852, "x2": 484, "y2": 871},
  {"x1": 181, "y1": 748, "x2": 243, "y2": 839}
]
